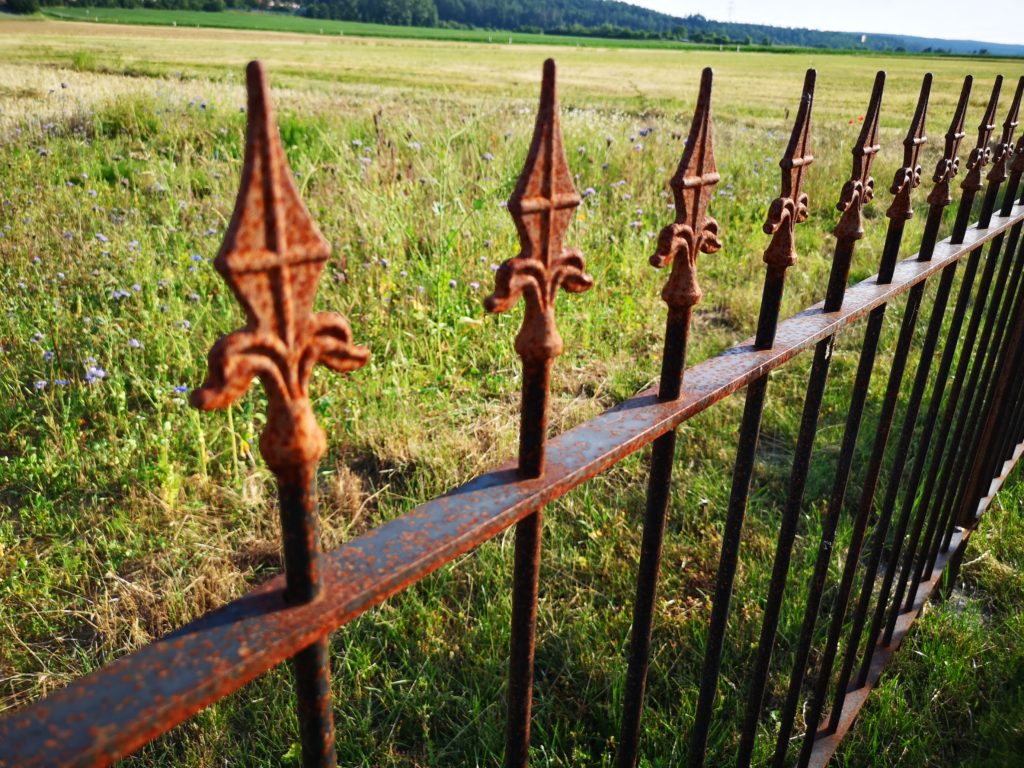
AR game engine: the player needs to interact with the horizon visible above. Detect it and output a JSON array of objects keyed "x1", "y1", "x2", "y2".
[{"x1": 629, "y1": 0, "x2": 1024, "y2": 47}]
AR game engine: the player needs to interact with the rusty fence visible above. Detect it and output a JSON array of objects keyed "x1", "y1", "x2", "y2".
[{"x1": 3, "y1": 59, "x2": 1024, "y2": 768}]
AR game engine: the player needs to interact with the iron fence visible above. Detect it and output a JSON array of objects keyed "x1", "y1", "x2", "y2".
[{"x1": 3, "y1": 59, "x2": 1024, "y2": 768}]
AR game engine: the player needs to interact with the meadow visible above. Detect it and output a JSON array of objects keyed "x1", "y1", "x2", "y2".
[{"x1": 1, "y1": 15, "x2": 1024, "y2": 766}]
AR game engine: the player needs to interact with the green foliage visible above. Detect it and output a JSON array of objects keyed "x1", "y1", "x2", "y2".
[
  {"x1": 2, "y1": 29, "x2": 1023, "y2": 767},
  {"x1": 6, "y1": 0, "x2": 41, "y2": 13}
]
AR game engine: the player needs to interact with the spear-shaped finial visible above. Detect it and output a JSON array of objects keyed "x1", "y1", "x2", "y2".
[
  {"x1": 192, "y1": 61, "x2": 369, "y2": 476},
  {"x1": 485, "y1": 59, "x2": 593, "y2": 370},
  {"x1": 834, "y1": 71, "x2": 885, "y2": 243},
  {"x1": 824, "y1": 71, "x2": 885, "y2": 312},
  {"x1": 926, "y1": 75, "x2": 972, "y2": 208},
  {"x1": 961, "y1": 75, "x2": 1003, "y2": 192},
  {"x1": 986, "y1": 75, "x2": 1024, "y2": 186},
  {"x1": 652, "y1": 67, "x2": 722, "y2": 313},
  {"x1": 886, "y1": 74, "x2": 931, "y2": 222},
  {"x1": 756, "y1": 68, "x2": 815, "y2": 350}
]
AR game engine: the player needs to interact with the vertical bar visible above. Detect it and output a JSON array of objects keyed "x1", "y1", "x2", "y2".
[
  {"x1": 847, "y1": 75, "x2": 999, "y2": 671},
  {"x1": 792, "y1": 81, "x2": 930, "y2": 767},
  {"x1": 886, "y1": 146, "x2": 1024, "y2": 637},
  {"x1": 190, "y1": 62, "x2": 374, "y2": 768},
  {"x1": 619, "y1": 68, "x2": 721, "y2": 768},
  {"x1": 827, "y1": 79, "x2": 978, "y2": 711},
  {"x1": 682, "y1": 69, "x2": 816, "y2": 768},
  {"x1": 749, "y1": 69, "x2": 887, "y2": 768},
  {"x1": 484, "y1": 59, "x2": 595, "y2": 768}
]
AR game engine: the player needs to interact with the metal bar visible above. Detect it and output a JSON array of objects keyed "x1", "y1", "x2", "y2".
[
  {"x1": 829, "y1": 78, "x2": 975, "y2": 706},
  {"x1": 887, "y1": 140, "x2": 1024, "y2": 629},
  {"x1": 805, "y1": 432, "x2": 1024, "y2": 768},
  {"x1": 619, "y1": 67, "x2": 721, "y2": 768},
  {"x1": 768, "y1": 71, "x2": 888, "y2": 768},
  {"x1": 186, "y1": 61, "x2": 374, "y2": 768},
  {"x1": 483, "y1": 59, "x2": 595, "y2": 768},
  {"x1": 4, "y1": 204, "x2": 1024, "y2": 768},
  {"x1": 797, "y1": 76, "x2": 932, "y2": 747},
  {"x1": 909, "y1": 166, "x2": 1024, "y2": 606},
  {"x1": 671, "y1": 69, "x2": 817, "y2": 768}
]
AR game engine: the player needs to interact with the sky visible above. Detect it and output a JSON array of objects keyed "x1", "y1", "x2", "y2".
[{"x1": 629, "y1": 0, "x2": 1024, "y2": 46}]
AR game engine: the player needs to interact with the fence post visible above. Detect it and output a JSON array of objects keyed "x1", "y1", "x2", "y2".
[
  {"x1": 191, "y1": 62, "x2": 369, "y2": 768},
  {"x1": 484, "y1": 58, "x2": 594, "y2": 768}
]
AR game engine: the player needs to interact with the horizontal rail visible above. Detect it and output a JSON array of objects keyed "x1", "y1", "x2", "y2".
[{"x1": 2, "y1": 203, "x2": 1023, "y2": 767}]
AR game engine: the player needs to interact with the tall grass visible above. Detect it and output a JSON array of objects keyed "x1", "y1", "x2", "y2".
[{"x1": 1, "y1": 25, "x2": 1023, "y2": 766}]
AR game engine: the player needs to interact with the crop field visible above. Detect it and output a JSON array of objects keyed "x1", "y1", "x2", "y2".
[{"x1": 1, "y1": 14, "x2": 1024, "y2": 767}]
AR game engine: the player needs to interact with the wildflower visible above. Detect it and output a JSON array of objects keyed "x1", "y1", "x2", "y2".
[
  {"x1": 179, "y1": 320, "x2": 191, "y2": 330},
  {"x1": 95, "y1": 233, "x2": 109, "y2": 243},
  {"x1": 128, "y1": 338, "x2": 142, "y2": 349},
  {"x1": 30, "y1": 331, "x2": 44, "y2": 344},
  {"x1": 633, "y1": 143, "x2": 644, "y2": 152},
  {"x1": 630, "y1": 220, "x2": 642, "y2": 229},
  {"x1": 470, "y1": 281, "x2": 480, "y2": 291},
  {"x1": 174, "y1": 384, "x2": 189, "y2": 394},
  {"x1": 188, "y1": 292, "x2": 200, "y2": 302},
  {"x1": 191, "y1": 254, "x2": 203, "y2": 262},
  {"x1": 482, "y1": 152, "x2": 495, "y2": 162},
  {"x1": 449, "y1": 279, "x2": 458, "y2": 288},
  {"x1": 84, "y1": 365, "x2": 106, "y2": 384},
  {"x1": 490, "y1": 263, "x2": 499, "y2": 272},
  {"x1": 62, "y1": 231, "x2": 74, "y2": 239},
  {"x1": 53, "y1": 379, "x2": 69, "y2": 387},
  {"x1": 43, "y1": 350, "x2": 55, "y2": 361},
  {"x1": 400, "y1": 269, "x2": 408, "y2": 278},
  {"x1": 578, "y1": 146, "x2": 586, "y2": 156},
  {"x1": 408, "y1": 141, "x2": 422, "y2": 151},
  {"x1": 351, "y1": 139, "x2": 362, "y2": 148},
  {"x1": 34, "y1": 379, "x2": 47, "y2": 391},
  {"x1": 132, "y1": 283, "x2": 142, "y2": 293},
  {"x1": 582, "y1": 187, "x2": 597, "y2": 198}
]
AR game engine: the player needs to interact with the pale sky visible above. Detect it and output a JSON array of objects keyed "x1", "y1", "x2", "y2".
[{"x1": 629, "y1": 1, "x2": 1024, "y2": 47}]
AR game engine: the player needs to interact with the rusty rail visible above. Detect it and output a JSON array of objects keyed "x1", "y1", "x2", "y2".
[{"x1": 3, "y1": 61, "x2": 1024, "y2": 768}]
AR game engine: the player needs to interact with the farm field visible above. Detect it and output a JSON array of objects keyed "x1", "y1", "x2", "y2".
[{"x1": 2, "y1": 15, "x2": 1024, "y2": 767}]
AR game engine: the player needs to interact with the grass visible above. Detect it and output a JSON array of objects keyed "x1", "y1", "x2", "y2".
[{"x1": 1, "y1": 15, "x2": 1023, "y2": 767}]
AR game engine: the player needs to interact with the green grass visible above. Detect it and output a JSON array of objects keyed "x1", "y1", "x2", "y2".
[{"x1": 1, "y1": 17, "x2": 1023, "y2": 767}]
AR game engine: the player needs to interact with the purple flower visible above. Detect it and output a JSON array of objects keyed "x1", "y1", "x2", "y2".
[
  {"x1": 448, "y1": 279, "x2": 457, "y2": 288},
  {"x1": 53, "y1": 379, "x2": 69, "y2": 387},
  {"x1": 34, "y1": 379, "x2": 47, "y2": 391},
  {"x1": 43, "y1": 350, "x2": 55, "y2": 361},
  {"x1": 84, "y1": 365, "x2": 106, "y2": 384},
  {"x1": 469, "y1": 281, "x2": 480, "y2": 291},
  {"x1": 190, "y1": 254, "x2": 203, "y2": 262},
  {"x1": 62, "y1": 231, "x2": 74, "y2": 239},
  {"x1": 95, "y1": 233, "x2": 108, "y2": 243},
  {"x1": 128, "y1": 338, "x2": 142, "y2": 349},
  {"x1": 582, "y1": 187, "x2": 597, "y2": 198},
  {"x1": 132, "y1": 283, "x2": 142, "y2": 293},
  {"x1": 482, "y1": 152, "x2": 495, "y2": 162},
  {"x1": 173, "y1": 384, "x2": 189, "y2": 394}
]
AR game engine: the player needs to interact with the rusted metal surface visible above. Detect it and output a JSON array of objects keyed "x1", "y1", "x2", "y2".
[
  {"x1": 190, "y1": 61, "x2": 367, "y2": 768},
  {"x1": 483, "y1": 58, "x2": 591, "y2": 768},
  {"x1": 733, "y1": 69, "x2": 818, "y2": 768},
  {"x1": 7, "y1": 64, "x2": 1024, "y2": 768},
  {"x1": 1, "y1": 201, "x2": 1023, "y2": 768},
  {"x1": 618, "y1": 66, "x2": 722, "y2": 768},
  {"x1": 798, "y1": 76, "x2": 933, "y2": 759}
]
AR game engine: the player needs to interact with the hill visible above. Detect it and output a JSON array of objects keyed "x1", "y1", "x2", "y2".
[{"x1": 5, "y1": 0, "x2": 1024, "y2": 56}]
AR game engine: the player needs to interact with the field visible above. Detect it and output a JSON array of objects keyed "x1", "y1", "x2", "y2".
[{"x1": 2, "y1": 14, "x2": 1024, "y2": 767}]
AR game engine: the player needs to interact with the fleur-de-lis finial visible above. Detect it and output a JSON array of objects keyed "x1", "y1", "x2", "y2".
[
  {"x1": 192, "y1": 61, "x2": 369, "y2": 475},
  {"x1": 927, "y1": 75, "x2": 972, "y2": 208},
  {"x1": 834, "y1": 71, "x2": 885, "y2": 241},
  {"x1": 961, "y1": 76, "x2": 1003, "y2": 192},
  {"x1": 986, "y1": 75, "x2": 1024, "y2": 185},
  {"x1": 762, "y1": 69, "x2": 815, "y2": 278},
  {"x1": 886, "y1": 74, "x2": 931, "y2": 221},
  {"x1": 484, "y1": 59, "x2": 593, "y2": 366},
  {"x1": 652, "y1": 67, "x2": 722, "y2": 310}
]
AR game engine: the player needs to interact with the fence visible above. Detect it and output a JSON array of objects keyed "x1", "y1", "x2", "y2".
[{"x1": 2, "y1": 58, "x2": 1024, "y2": 768}]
